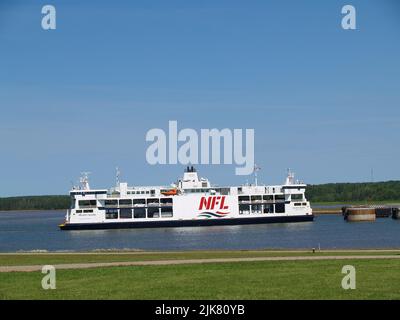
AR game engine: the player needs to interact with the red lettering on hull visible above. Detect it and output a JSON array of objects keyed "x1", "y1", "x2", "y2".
[{"x1": 199, "y1": 196, "x2": 229, "y2": 211}]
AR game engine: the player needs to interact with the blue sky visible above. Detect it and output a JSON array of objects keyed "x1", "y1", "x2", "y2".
[{"x1": 0, "y1": 0, "x2": 399, "y2": 196}]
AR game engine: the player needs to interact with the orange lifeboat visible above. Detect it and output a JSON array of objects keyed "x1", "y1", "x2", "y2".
[{"x1": 161, "y1": 189, "x2": 178, "y2": 196}]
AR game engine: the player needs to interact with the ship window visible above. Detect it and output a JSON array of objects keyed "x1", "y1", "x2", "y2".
[
  {"x1": 105, "y1": 209, "x2": 118, "y2": 219},
  {"x1": 161, "y1": 207, "x2": 173, "y2": 218},
  {"x1": 105, "y1": 200, "x2": 118, "y2": 207},
  {"x1": 76, "y1": 210, "x2": 82, "y2": 213},
  {"x1": 79, "y1": 200, "x2": 97, "y2": 208},
  {"x1": 220, "y1": 188, "x2": 230, "y2": 195},
  {"x1": 291, "y1": 194, "x2": 303, "y2": 201},
  {"x1": 302, "y1": 202, "x2": 307, "y2": 206},
  {"x1": 147, "y1": 207, "x2": 159, "y2": 218},
  {"x1": 119, "y1": 199, "x2": 132, "y2": 206},
  {"x1": 147, "y1": 198, "x2": 159, "y2": 205},
  {"x1": 294, "y1": 203, "x2": 302, "y2": 206},
  {"x1": 83, "y1": 209, "x2": 93, "y2": 213},
  {"x1": 263, "y1": 204, "x2": 274, "y2": 214},
  {"x1": 120, "y1": 208, "x2": 132, "y2": 219},
  {"x1": 160, "y1": 198, "x2": 173, "y2": 205},
  {"x1": 275, "y1": 195, "x2": 285, "y2": 202},
  {"x1": 263, "y1": 195, "x2": 273, "y2": 201},
  {"x1": 133, "y1": 199, "x2": 145, "y2": 205},
  {"x1": 133, "y1": 208, "x2": 146, "y2": 218},
  {"x1": 238, "y1": 196, "x2": 250, "y2": 202},
  {"x1": 251, "y1": 205, "x2": 262, "y2": 214},
  {"x1": 275, "y1": 203, "x2": 285, "y2": 213},
  {"x1": 251, "y1": 195, "x2": 262, "y2": 202},
  {"x1": 239, "y1": 204, "x2": 250, "y2": 215}
]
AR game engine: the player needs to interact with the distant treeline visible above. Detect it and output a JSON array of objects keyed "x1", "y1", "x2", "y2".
[
  {"x1": 306, "y1": 181, "x2": 400, "y2": 203},
  {"x1": 0, "y1": 181, "x2": 399, "y2": 211},
  {"x1": 0, "y1": 195, "x2": 70, "y2": 211}
]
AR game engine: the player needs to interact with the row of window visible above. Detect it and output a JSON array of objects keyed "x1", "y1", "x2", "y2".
[
  {"x1": 291, "y1": 194, "x2": 304, "y2": 201},
  {"x1": 238, "y1": 195, "x2": 286, "y2": 202},
  {"x1": 239, "y1": 203, "x2": 285, "y2": 214},
  {"x1": 78, "y1": 198, "x2": 174, "y2": 209},
  {"x1": 293, "y1": 202, "x2": 308, "y2": 207},
  {"x1": 71, "y1": 191, "x2": 107, "y2": 196},
  {"x1": 78, "y1": 200, "x2": 97, "y2": 208},
  {"x1": 185, "y1": 188, "x2": 211, "y2": 193},
  {"x1": 104, "y1": 198, "x2": 173, "y2": 207},
  {"x1": 127, "y1": 190, "x2": 155, "y2": 195},
  {"x1": 79, "y1": 196, "x2": 302, "y2": 211},
  {"x1": 239, "y1": 187, "x2": 283, "y2": 194},
  {"x1": 105, "y1": 208, "x2": 173, "y2": 220},
  {"x1": 238, "y1": 194, "x2": 303, "y2": 202}
]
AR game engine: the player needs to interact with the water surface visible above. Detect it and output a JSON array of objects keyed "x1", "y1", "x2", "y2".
[{"x1": 0, "y1": 211, "x2": 399, "y2": 252}]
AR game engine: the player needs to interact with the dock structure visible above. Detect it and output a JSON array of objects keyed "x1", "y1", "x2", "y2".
[
  {"x1": 343, "y1": 205, "x2": 400, "y2": 221},
  {"x1": 344, "y1": 207, "x2": 376, "y2": 222}
]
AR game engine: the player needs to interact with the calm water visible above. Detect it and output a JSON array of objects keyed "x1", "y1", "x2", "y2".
[{"x1": 0, "y1": 210, "x2": 399, "y2": 252}]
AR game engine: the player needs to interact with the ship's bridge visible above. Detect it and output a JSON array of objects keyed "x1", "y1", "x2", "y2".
[{"x1": 177, "y1": 166, "x2": 211, "y2": 190}]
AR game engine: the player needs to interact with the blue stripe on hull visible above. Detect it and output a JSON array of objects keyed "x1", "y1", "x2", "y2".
[{"x1": 60, "y1": 215, "x2": 314, "y2": 230}]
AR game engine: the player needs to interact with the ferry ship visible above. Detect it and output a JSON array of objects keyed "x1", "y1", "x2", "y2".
[{"x1": 59, "y1": 167, "x2": 313, "y2": 230}]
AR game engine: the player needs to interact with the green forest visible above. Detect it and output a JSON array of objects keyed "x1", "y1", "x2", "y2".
[
  {"x1": 0, "y1": 181, "x2": 399, "y2": 211},
  {"x1": 0, "y1": 195, "x2": 70, "y2": 211},
  {"x1": 306, "y1": 180, "x2": 400, "y2": 203}
]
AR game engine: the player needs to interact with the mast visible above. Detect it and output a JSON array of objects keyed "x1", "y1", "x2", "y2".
[
  {"x1": 79, "y1": 172, "x2": 91, "y2": 190},
  {"x1": 285, "y1": 168, "x2": 295, "y2": 185},
  {"x1": 253, "y1": 164, "x2": 261, "y2": 186},
  {"x1": 116, "y1": 167, "x2": 121, "y2": 187}
]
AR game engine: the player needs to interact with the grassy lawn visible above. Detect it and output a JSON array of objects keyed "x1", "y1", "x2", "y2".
[
  {"x1": 0, "y1": 258, "x2": 399, "y2": 299},
  {"x1": 1, "y1": 250, "x2": 400, "y2": 266}
]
